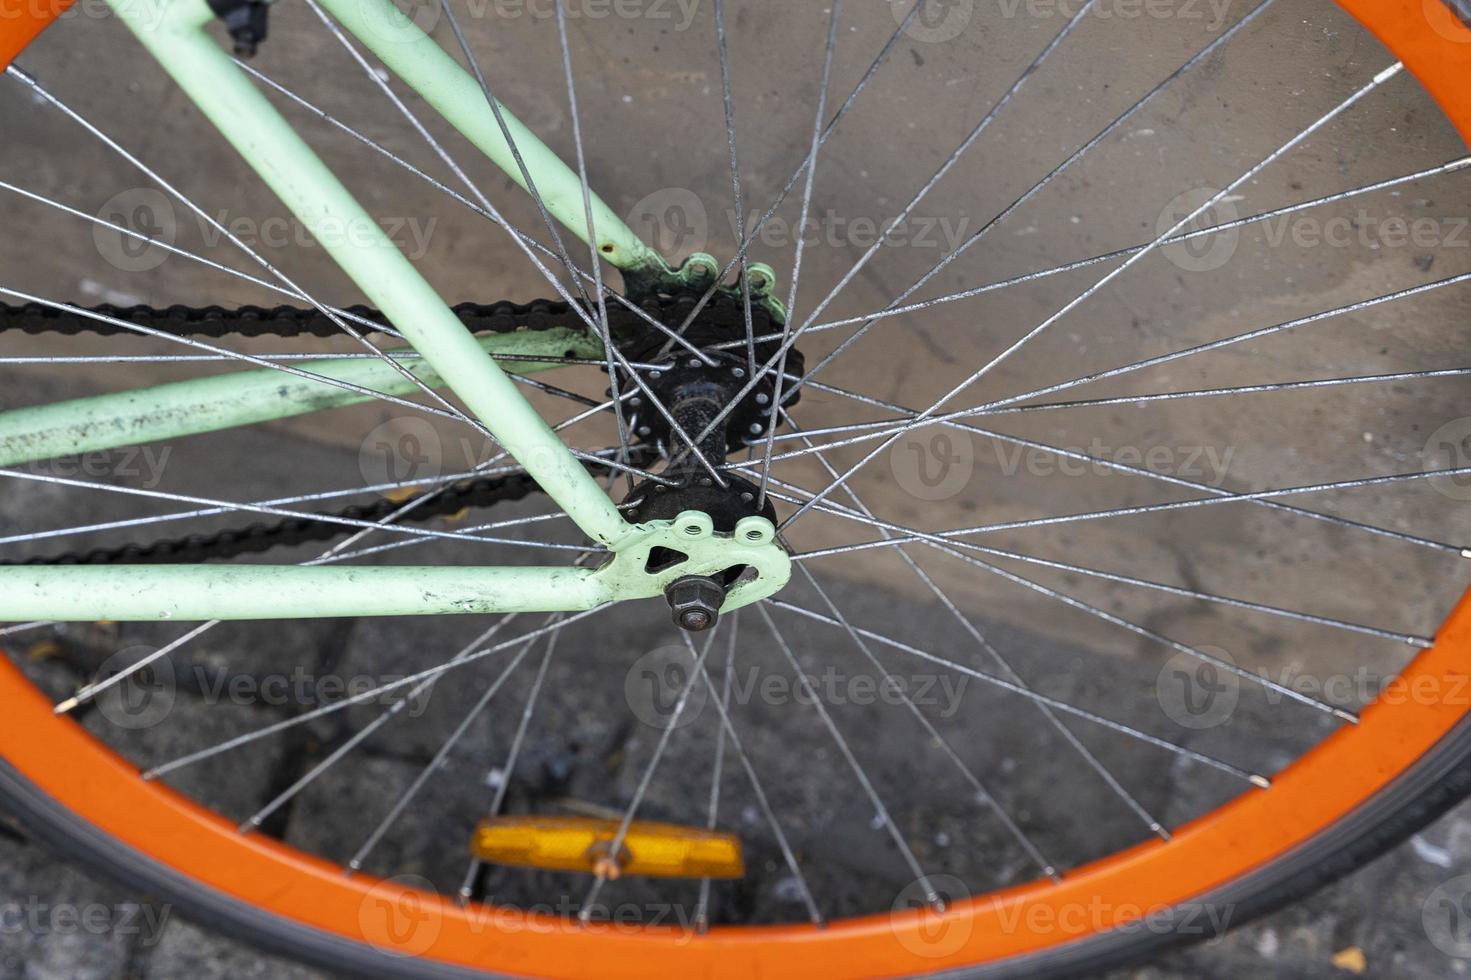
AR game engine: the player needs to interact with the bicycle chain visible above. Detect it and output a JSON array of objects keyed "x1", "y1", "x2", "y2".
[
  {"x1": 0, "y1": 290, "x2": 768, "y2": 357},
  {"x1": 3, "y1": 288, "x2": 769, "y2": 566}
]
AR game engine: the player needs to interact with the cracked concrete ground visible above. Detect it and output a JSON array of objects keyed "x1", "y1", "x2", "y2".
[{"x1": 2, "y1": 0, "x2": 1471, "y2": 976}]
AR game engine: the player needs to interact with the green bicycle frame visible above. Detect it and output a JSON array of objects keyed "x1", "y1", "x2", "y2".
[{"x1": 0, "y1": 0, "x2": 789, "y2": 621}]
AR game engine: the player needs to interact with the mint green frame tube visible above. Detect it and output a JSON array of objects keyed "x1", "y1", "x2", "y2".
[
  {"x1": 0, "y1": 510, "x2": 790, "y2": 621},
  {"x1": 3, "y1": 565, "x2": 606, "y2": 620},
  {"x1": 0, "y1": 0, "x2": 794, "y2": 624},
  {"x1": 0, "y1": 328, "x2": 601, "y2": 468},
  {"x1": 318, "y1": 0, "x2": 666, "y2": 277},
  {"x1": 103, "y1": 0, "x2": 632, "y2": 547}
]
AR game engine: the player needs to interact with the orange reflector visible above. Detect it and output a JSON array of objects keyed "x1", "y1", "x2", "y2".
[{"x1": 471, "y1": 816, "x2": 744, "y2": 880}]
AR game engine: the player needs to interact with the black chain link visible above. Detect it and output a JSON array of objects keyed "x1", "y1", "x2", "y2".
[{"x1": 3, "y1": 290, "x2": 770, "y2": 566}]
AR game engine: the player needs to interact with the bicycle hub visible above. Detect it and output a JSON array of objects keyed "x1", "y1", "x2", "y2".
[{"x1": 620, "y1": 354, "x2": 797, "y2": 629}]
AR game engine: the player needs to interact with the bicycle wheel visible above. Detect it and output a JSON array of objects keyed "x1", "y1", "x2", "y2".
[{"x1": 2, "y1": 0, "x2": 1470, "y2": 977}]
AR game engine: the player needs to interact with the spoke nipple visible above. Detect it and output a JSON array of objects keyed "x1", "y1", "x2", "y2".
[
  {"x1": 666, "y1": 575, "x2": 725, "y2": 633},
  {"x1": 1336, "y1": 708, "x2": 1361, "y2": 725},
  {"x1": 53, "y1": 695, "x2": 80, "y2": 715},
  {"x1": 1249, "y1": 774, "x2": 1271, "y2": 790},
  {"x1": 1460, "y1": 548, "x2": 1471, "y2": 559}
]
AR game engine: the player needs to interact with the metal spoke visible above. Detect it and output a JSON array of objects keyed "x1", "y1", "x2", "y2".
[
  {"x1": 793, "y1": 518, "x2": 1430, "y2": 649},
  {"x1": 790, "y1": 155, "x2": 1471, "y2": 343},
  {"x1": 239, "y1": 615, "x2": 525, "y2": 834},
  {"x1": 755, "y1": 0, "x2": 842, "y2": 509},
  {"x1": 967, "y1": 267, "x2": 1471, "y2": 417},
  {"x1": 653, "y1": 0, "x2": 926, "y2": 355},
  {"x1": 8, "y1": 68, "x2": 497, "y2": 440},
  {"x1": 0, "y1": 622, "x2": 52, "y2": 637},
  {"x1": 761, "y1": 477, "x2": 1364, "y2": 720},
  {"x1": 794, "y1": 562, "x2": 1067, "y2": 872},
  {"x1": 778, "y1": 62, "x2": 1408, "y2": 530},
  {"x1": 915, "y1": 469, "x2": 1471, "y2": 560},
  {"x1": 973, "y1": 367, "x2": 1471, "y2": 418},
  {"x1": 0, "y1": 288, "x2": 468, "y2": 422},
  {"x1": 0, "y1": 468, "x2": 589, "y2": 552},
  {"x1": 711, "y1": 0, "x2": 756, "y2": 378},
  {"x1": 50, "y1": 450, "x2": 602, "y2": 716},
  {"x1": 786, "y1": 415, "x2": 1162, "y2": 844},
  {"x1": 49, "y1": 503, "x2": 591, "y2": 718},
  {"x1": 0, "y1": 466, "x2": 499, "y2": 549},
  {"x1": 754, "y1": 602, "x2": 942, "y2": 910},
  {"x1": 294, "y1": 5, "x2": 723, "y2": 480},
  {"x1": 346, "y1": 625, "x2": 542, "y2": 872},
  {"x1": 792, "y1": 0, "x2": 1277, "y2": 393},
  {"x1": 791, "y1": 0, "x2": 1099, "y2": 336},
  {"x1": 667, "y1": 0, "x2": 1098, "y2": 467},
  {"x1": 456, "y1": 623, "x2": 560, "y2": 904},
  {"x1": 436, "y1": 0, "x2": 591, "y2": 307},
  {"x1": 681, "y1": 628, "x2": 824, "y2": 925},
  {"x1": 553, "y1": 0, "x2": 633, "y2": 494},
  {"x1": 578, "y1": 628, "x2": 719, "y2": 919},
  {"x1": 0, "y1": 179, "x2": 344, "y2": 315},
  {"x1": 140, "y1": 608, "x2": 607, "y2": 780},
  {"x1": 769, "y1": 598, "x2": 1270, "y2": 786},
  {"x1": 693, "y1": 611, "x2": 738, "y2": 930},
  {"x1": 53, "y1": 622, "x2": 218, "y2": 718},
  {"x1": 299, "y1": 0, "x2": 575, "y2": 308},
  {"x1": 236, "y1": 59, "x2": 710, "y2": 362},
  {"x1": 750, "y1": 375, "x2": 1468, "y2": 557}
]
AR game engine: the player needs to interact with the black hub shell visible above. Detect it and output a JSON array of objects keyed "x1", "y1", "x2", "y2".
[{"x1": 621, "y1": 472, "x2": 777, "y2": 533}]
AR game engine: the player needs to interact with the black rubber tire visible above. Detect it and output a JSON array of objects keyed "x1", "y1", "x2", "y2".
[{"x1": 3, "y1": 708, "x2": 1470, "y2": 979}]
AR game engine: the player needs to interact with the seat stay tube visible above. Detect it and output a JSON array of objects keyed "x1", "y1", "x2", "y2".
[{"x1": 98, "y1": 0, "x2": 634, "y2": 549}]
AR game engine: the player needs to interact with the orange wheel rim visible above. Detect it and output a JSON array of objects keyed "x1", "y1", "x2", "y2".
[
  {"x1": 1, "y1": 589, "x2": 1468, "y2": 978},
  {"x1": 2, "y1": 2, "x2": 1469, "y2": 977}
]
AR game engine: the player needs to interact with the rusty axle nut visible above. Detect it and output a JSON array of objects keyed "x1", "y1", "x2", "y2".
[{"x1": 665, "y1": 575, "x2": 726, "y2": 632}]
